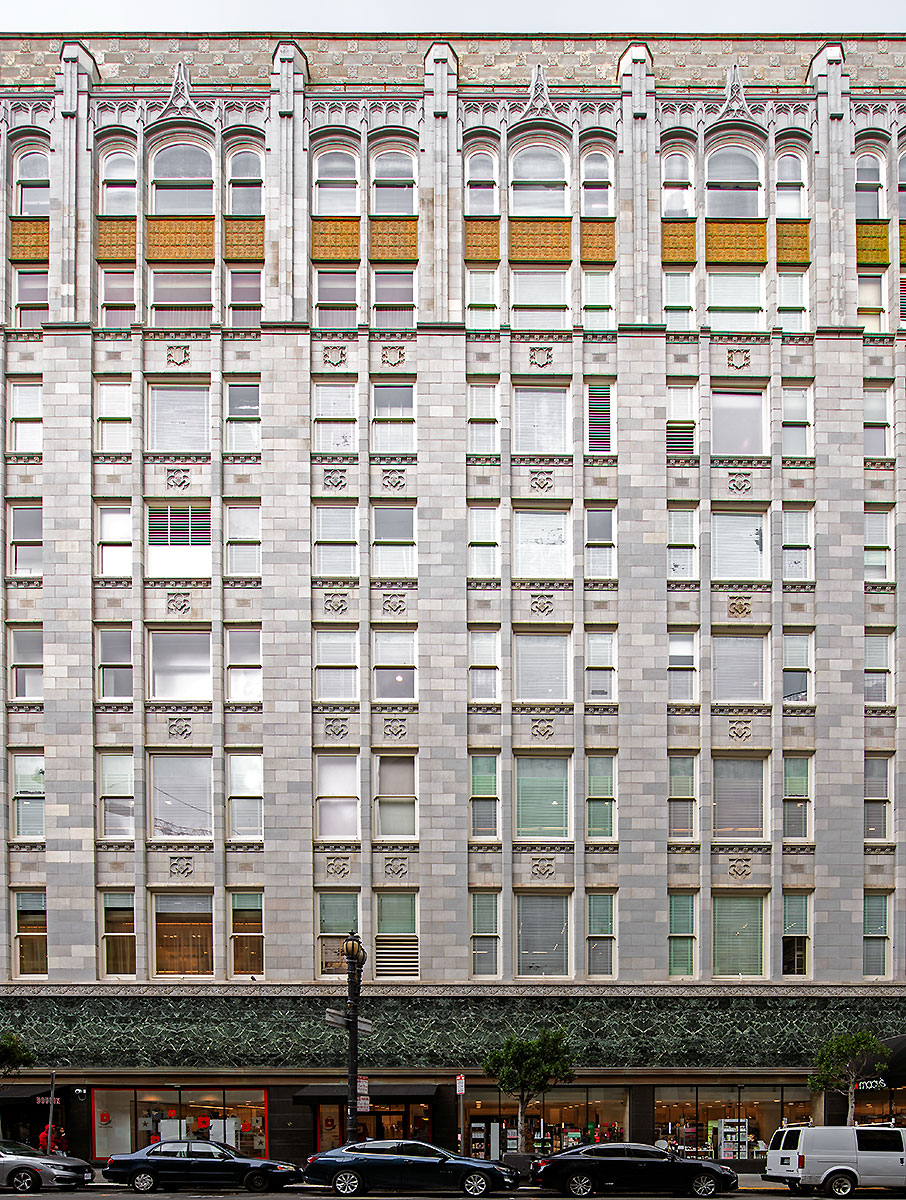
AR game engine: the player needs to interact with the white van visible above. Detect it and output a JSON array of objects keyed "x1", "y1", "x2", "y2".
[{"x1": 764, "y1": 1124, "x2": 906, "y2": 1197}]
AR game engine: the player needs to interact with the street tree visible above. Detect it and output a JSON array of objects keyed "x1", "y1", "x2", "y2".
[
  {"x1": 807, "y1": 1030, "x2": 889, "y2": 1125},
  {"x1": 483, "y1": 1027, "x2": 575, "y2": 1153}
]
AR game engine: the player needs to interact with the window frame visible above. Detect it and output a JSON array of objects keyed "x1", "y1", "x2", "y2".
[
  {"x1": 371, "y1": 148, "x2": 416, "y2": 216},
  {"x1": 313, "y1": 147, "x2": 360, "y2": 217},
  {"x1": 661, "y1": 150, "x2": 693, "y2": 217},
  {"x1": 510, "y1": 143, "x2": 569, "y2": 217},
  {"x1": 465, "y1": 149, "x2": 498, "y2": 216},
  {"x1": 226, "y1": 146, "x2": 263, "y2": 216},
  {"x1": 101, "y1": 891, "x2": 137, "y2": 977},
  {"x1": 15, "y1": 147, "x2": 50, "y2": 217},
  {"x1": 99, "y1": 147, "x2": 138, "y2": 216},
  {"x1": 150, "y1": 141, "x2": 214, "y2": 216},
  {"x1": 705, "y1": 144, "x2": 763, "y2": 218}
]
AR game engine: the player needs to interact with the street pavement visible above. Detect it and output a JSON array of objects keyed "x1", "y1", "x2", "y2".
[{"x1": 71, "y1": 1183, "x2": 791, "y2": 1198}]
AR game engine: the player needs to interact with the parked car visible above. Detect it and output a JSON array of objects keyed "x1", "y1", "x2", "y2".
[
  {"x1": 102, "y1": 1139, "x2": 301, "y2": 1194},
  {"x1": 764, "y1": 1123, "x2": 906, "y2": 1196},
  {"x1": 0, "y1": 1139, "x2": 94, "y2": 1193},
  {"x1": 530, "y1": 1142, "x2": 738, "y2": 1198},
  {"x1": 303, "y1": 1139, "x2": 521, "y2": 1196}
]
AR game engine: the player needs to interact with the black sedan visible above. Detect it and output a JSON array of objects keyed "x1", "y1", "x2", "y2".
[
  {"x1": 303, "y1": 1139, "x2": 520, "y2": 1196},
  {"x1": 530, "y1": 1143, "x2": 738, "y2": 1198},
  {"x1": 102, "y1": 1139, "x2": 301, "y2": 1193}
]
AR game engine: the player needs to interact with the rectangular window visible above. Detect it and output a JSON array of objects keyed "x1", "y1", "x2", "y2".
[
  {"x1": 471, "y1": 892, "x2": 500, "y2": 977},
  {"x1": 865, "y1": 632, "x2": 891, "y2": 703},
  {"x1": 9, "y1": 504, "x2": 42, "y2": 577},
  {"x1": 97, "y1": 505, "x2": 132, "y2": 577},
  {"x1": 586, "y1": 631, "x2": 615, "y2": 701},
  {"x1": 517, "y1": 893, "x2": 568, "y2": 976},
  {"x1": 667, "y1": 385, "x2": 696, "y2": 455},
  {"x1": 712, "y1": 511, "x2": 765, "y2": 579},
  {"x1": 468, "y1": 506, "x2": 499, "y2": 578},
  {"x1": 713, "y1": 894, "x2": 763, "y2": 976},
  {"x1": 100, "y1": 270, "x2": 136, "y2": 327},
  {"x1": 374, "y1": 891, "x2": 419, "y2": 978},
  {"x1": 587, "y1": 384, "x2": 611, "y2": 453},
  {"x1": 318, "y1": 892, "x2": 359, "y2": 975},
  {"x1": 664, "y1": 271, "x2": 693, "y2": 330},
  {"x1": 782, "y1": 893, "x2": 809, "y2": 976},
  {"x1": 863, "y1": 892, "x2": 889, "y2": 976},
  {"x1": 151, "y1": 271, "x2": 212, "y2": 327},
  {"x1": 316, "y1": 270, "x2": 358, "y2": 329},
  {"x1": 97, "y1": 627, "x2": 132, "y2": 700},
  {"x1": 712, "y1": 635, "x2": 764, "y2": 703},
  {"x1": 668, "y1": 632, "x2": 696, "y2": 702},
  {"x1": 96, "y1": 381, "x2": 132, "y2": 452},
  {"x1": 585, "y1": 508, "x2": 615, "y2": 578},
  {"x1": 713, "y1": 758, "x2": 764, "y2": 839},
  {"x1": 668, "y1": 755, "x2": 696, "y2": 839},
  {"x1": 147, "y1": 504, "x2": 212, "y2": 577},
  {"x1": 469, "y1": 629, "x2": 499, "y2": 701},
  {"x1": 313, "y1": 505, "x2": 357, "y2": 577},
  {"x1": 587, "y1": 755, "x2": 615, "y2": 839},
  {"x1": 783, "y1": 632, "x2": 811, "y2": 703},
  {"x1": 470, "y1": 755, "x2": 499, "y2": 839},
  {"x1": 712, "y1": 391, "x2": 764, "y2": 455},
  {"x1": 228, "y1": 271, "x2": 261, "y2": 327},
  {"x1": 315, "y1": 755, "x2": 359, "y2": 840},
  {"x1": 225, "y1": 504, "x2": 261, "y2": 576},
  {"x1": 16, "y1": 270, "x2": 48, "y2": 328},
  {"x1": 149, "y1": 630, "x2": 211, "y2": 701},
  {"x1": 516, "y1": 757, "x2": 568, "y2": 838},
  {"x1": 147, "y1": 386, "x2": 210, "y2": 452},
  {"x1": 778, "y1": 273, "x2": 807, "y2": 332},
  {"x1": 226, "y1": 627, "x2": 262, "y2": 703},
  {"x1": 373, "y1": 270, "x2": 414, "y2": 329},
  {"x1": 9, "y1": 382, "x2": 42, "y2": 453},
  {"x1": 668, "y1": 507, "x2": 697, "y2": 578},
  {"x1": 227, "y1": 753, "x2": 263, "y2": 839},
  {"x1": 12, "y1": 754, "x2": 44, "y2": 839},
  {"x1": 858, "y1": 274, "x2": 885, "y2": 332},
  {"x1": 225, "y1": 383, "x2": 260, "y2": 452},
  {"x1": 314, "y1": 383, "x2": 357, "y2": 454},
  {"x1": 865, "y1": 386, "x2": 890, "y2": 457},
  {"x1": 515, "y1": 634, "x2": 569, "y2": 702},
  {"x1": 372, "y1": 506, "x2": 415, "y2": 576},
  {"x1": 468, "y1": 384, "x2": 498, "y2": 454},
  {"x1": 102, "y1": 892, "x2": 136, "y2": 976},
  {"x1": 15, "y1": 892, "x2": 47, "y2": 975},
  {"x1": 154, "y1": 893, "x2": 213, "y2": 976},
  {"x1": 707, "y1": 272, "x2": 763, "y2": 331},
  {"x1": 583, "y1": 271, "x2": 613, "y2": 330},
  {"x1": 231, "y1": 893, "x2": 264, "y2": 975},
  {"x1": 374, "y1": 755, "x2": 416, "y2": 840},
  {"x1": 150, "y1": 755, "x2": 212, "y2": 839},
  {"x1": 372, "y1": 384, "x2": 415, "y2": 453},
  {"x1": 514, "y1": 510, "x2": 569, "y2": 578},
  {"x1": 669, "y1": 892, "x2": 695, "y2": 976},
  {"x1": 511, "y1": 270, "x2": 569, "y2": 330},
  {"x1": 466, "y1": 270, "x2": 499, "y2": 330},
  {"x1": 98, "y1": 753, "x2": 135, "y2": 838},
  {"x1": 783, "y1": 757, "x2": 810, "y2": 840},
  {"x1": 587, "y1": 893, "x2": 615, "y2": 976},
  {"x1": 781, "y1": 386, "x2": 810, "y2": 455},
  {"x1": 10, "y1": 626, "x2": 42, "y2": 700},
  {"x1": 782, "y1": 508, "x2": 811, "y2": 580},
  {"x1": 373, "y1": 629, "x2": 416, "y2": 700},
  {"x1": 864, "y1": 756, "x2": 890, "y2": 841},
  {"x1": 314, "y1": 629, "x2": 358, "y2": 701},
  {"x1": 513, "y1": 388, "x2": 568, "y2": 454},
  {"x1": 865, "y1": 509, "x2": 891, "y2": 581}
]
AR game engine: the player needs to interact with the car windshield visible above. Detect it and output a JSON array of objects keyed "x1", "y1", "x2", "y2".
[{"x1": 0, "y1": 1142, "x2": 44, "y2": 1158}]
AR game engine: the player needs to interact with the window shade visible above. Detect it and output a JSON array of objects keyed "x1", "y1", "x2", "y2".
[
  {"x1": 151, "y1": 756, "x2": 212, "y2": 838},
  {"x1": 512, "y1": 272, "x2": 567, "y2": 305},
  {"x1": 669, "y1": 757, "x2": 695, "y2": 796},
  {"x1": 148, "y1": 387, "x2": 210, "y2": 451},
  {"x1": 515, "y1": 635, "x2": 568, "y2": 699},
  {"x1": 514, "y1": 510, "x2": 568, "y2": 576},
  {"x1": 783, "y1": 634, "x2": 810, "y2": 669},
  {"x1": 516, "y1": 757, "x2": 568, "y2": 837},
  {"x1": 865, "y1": 635, "x2": 889, "y2": 669},
  {"x1": 782, "y1": 509, "x2": 809, "y2": 544},
  {"x1": 587, "y1": 756, "x2": 614, "y2": 796},
  {"x1": 377, "y1": 892, "x2": 416, "y2": 934},
  {"x1": 712, "y1": 636, "x2": 764, "y2": 702},
  {"x1": 514, "y1": 389, "x2": 568, "y2": 453},
  {"x1": 664, "y1": 274, "x2": 691, "y2": 306},
  {"x1": 587, "y1": 893, "x2": 613, "y2": 936},
  {"x1": 712, "y1": 513, "x2": 764, "y2": 578},
  {"x1": 711, "y1": 391, "x2": 764, "y2": 455},
  {"x1": 865, "y1": 511, "x2": 889, "y2": 544},
  {"x1": 713, "y1": 895, "x2": 763, "y2": 975},
  {"x1": 320, "y1": 892, "x2": 358, "y2": 933},
  {"x1": 864, "y1": 893, "x2": 888, "y2": 936},
  {"x1": 713, "y1": 758, "x2": 763, "y2": 838},
  {"x1": 587, "y1": 385, "x2": 611, "y2": 452},
  {"x1": 783, "y1": 758, "x2": 809, "y2": 797},
  {"x1": 472, "y1": 893, "x2": 498, "y2": 935},
  {"x1": 148, "y1": 505, "x2": 211, "y2": 547},
  {"x1": 783, "y1": 894, "x2": 808, "y2": 936},
  {"x1": 517, "y1": 893, "x2": 568, "y2": 975},
  {"x1": 669, "y1": 892, "x2": 694, "y2": 936},
  {"x1": 471, "y1": 756, "x2": 498, "y2": 796},
  {"x1": 864, "y1": 758, "x2": 889, "y2": 798},
  {"x1": 709, "y1": 273, "x2": 761, "y2": 306},
  {"x1": 669, "y1": 510, "x2": 694, "y2": 543},
  {"x1": 100, "y1": 754, "x2": 133, "y2": 795},
  {"x1": 314, "y1": 385, "x2": 356, "y2": 418}
]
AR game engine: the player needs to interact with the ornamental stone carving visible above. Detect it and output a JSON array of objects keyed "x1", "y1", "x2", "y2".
[
  {"x1": 323, "y1": 469, "x2": 347, "y2": 490},
  {"x1": 530, "y1": 593, "x2": 554, "y2": 615},
  {"x1": 323, "y1": 345, "x2": 348, "y2": 367},
  {"x1": 529, "y1": 346, "x2": 553, "y2": 368},
  {"x1": 382, "y1": 592, "x2": 407, "y2": 615},
  {"x1": 727, "y1": 348, "x2": 751, "y2": 370},
  {"x1": 166, "y1": 344, "x2": 191, "y2": 367},
  {"x1": 728, "y1": 857, "x2": 752, "y2": 879},
  {"x1": 384, "y1": 855, "x2": 408, "y2": 878},
  {"x1": 727, "y1": 595, "x2": 752, "y2": 619},
  {"x1": 728, "y1": 472, "x2": 752, "y2": 493},
  {"x1": 531, "y1": 856, "x2": 556, "y2": 878},
  {"x1": 167, "y1": 591, "x2": 191, "y2": 615},
  {"x1": 530, "y1": 471, "x2": 554, "y2": 492},
  {"x1": 729, "y1": 719, "x2": 752, "y2": 741},
  {"x1": 166, "y1": 468, "x2": 192, "y2": 492},
  {"x1": 381, "y1": 345, "x2": 406, "y2": 367},
  {"x1": 384, "y1": 717, "x2": 407, "y2": 740},
  {"x1": 531, "y1": 717, "x2": 555, "y2": 739},
  {"x1": 168, "y1": 717, "x2": 192, "y2": 740},
  {"x1": 169, "y1": 855, "x2": 194, "y2": 877},
  {"x1": 311, "y1": 218, "x2": 360, "y2": 261},
  {"x1": 463, "y1": 219, "x2": 500, "y2": 261},
  {"x1": 325, "y1": 855, "x2": 351, "y2": 877},
  {"x1": 324, "y1": 717, "x2": 349, "y2": 739},
  {"x1": 382, "y1": 468, "x2": 406, "y2": 491},
  {"x1": 324, "y1": 592, "x2": 349, "y2": 614}
]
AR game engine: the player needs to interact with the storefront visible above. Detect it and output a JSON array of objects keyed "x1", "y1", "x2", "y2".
[
  {"x1": 89, "y1": 1087, "x2": 268, "y2": 1160},
  {"x1": 653, "y1": 1084, "x2": 815, "y2": 1160},
  {"x1": 463, "y1": 1086, "x2": 628, "y2": 1158},
  {"x1": 293, "y1": 1084, "x2": 439, "y2": 1151}
]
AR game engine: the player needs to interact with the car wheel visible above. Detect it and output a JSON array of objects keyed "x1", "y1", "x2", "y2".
[
  {"x1": 8, "y1": 1169, "x2": 40, "y2": 1195},
  {"x1": 332, "y1": 1170, "x2": 365, "y2": 1196},
  {"x1": 244, "y1": 1170, "x2": 271, "y2": 1194},
  {"x1": 129, "y1": 1170, "x2": 159, "y2": 1195},
  {"x1": 689, "y1": 1173, "x2": 720, "y2": 1198},
  {"x1": 565, "y1": 1172, "x2": 595, "y2": 1198},
  {"x1": 823, "y1": 1174, "x2": 856, "y2": 1199},
  {"x1": 462, "y1": 1171, "x2": 491, "y2": 1197}
]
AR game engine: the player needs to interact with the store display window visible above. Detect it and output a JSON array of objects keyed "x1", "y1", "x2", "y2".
[
  {"x1": 462, "y1": 1086, "x2": 628, "y2": 1159},
  {"x1": 654, "y1": 1085, "x2": 816, "y2": 1159},
  {"x1": 91, "y1": 1087, "x2": 267, "y2": 1160}
]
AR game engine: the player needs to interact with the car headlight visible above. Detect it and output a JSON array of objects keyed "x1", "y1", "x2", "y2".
[{"x1": 274, "y1": 1165, "x2": 294, "y2": 1171}]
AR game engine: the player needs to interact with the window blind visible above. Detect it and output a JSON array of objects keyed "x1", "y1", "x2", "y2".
[
  {"x1": 783, "y1": 894, "x2": 808, "y2": 937},
  {"x1": 469, "y1": 508, "x2": 497, "y2": 541},
  {"x1": 148, "y1": 505, "x2": 211, "y2": 547},
  {"x1": 778, "y1": 274, "x2": 804, "y2": 307},
  {"x1": 864, "y1": 757, "x2": 889, "y2": 798},
  {"x1": 148, "y1": 387, "x2": 210, "y2": 451},
  {"x1": 588, "y1": 893, "x2": 613, "y2": 936},
  {"x1": 514, "y1": 510, "x2": 568, "y2": 576},
  {"x1": 377, "y1": 892, "x2": 416, "y2": 934},
  {"x1": 151, "y1": 756, "x2": 212, "y2": 838},
  {"x1": 10, "y1": 385, "x2": 42, "y2": 418},
  {"x1": 514, "y1": 389, "x2": 568, "y2": 453},
  {"x1": 472, "y1": 893, "x2": 498, "y2": 935},
  {"x1": 587, "y1": 385, "x2": 611, "y2": 452},
  {"x1": 100, "y1": 753, "x2": 133, "y2": 795},
  {"x1": 316, "y1": 630, "x2": 357, "y2": 664},
  {"x1": 664, "y1": 273, "x2": 691, "y2": 306},
  {"x1": 517, "y1": 894, "x2": 568, "y2": 976},
  {"x1": 713, "y1": 758, "x2": 763, "y2": 838},
  {"x1": 708, "y1": 273, "x2": 761, "y2": 306},
  {"x1": 669, "y1": 757, "x2": 695, "y2": 796},
  {"x1": 865, "y1": 634, "x2": 889, "y2": 670},
  {"x1": 712, "y1": 512, "x2": 764, "y2": 578},
  {"x1": 516, "y1": 757, "x2": 568, "y2": 836},
  {"x1": 713, "y1": 895, "x2": 762, "y2": 975},
  {"x1": 584, "y1": 273, "x2": 612, "y2": 305},
  {"x1": 512, "y1": 271, "x2": 567, "y2": 306},
  {"x1": 314, "y1": 384, "x2": 356, "y2": 418},
  {"x1": 668, "y1": 510, "x2": 694, "y2": 544},
  {"x1": 669, "y1": 893, "x2": 694, "y2": 936},
  {"x1": 587, "y1": 756, "x2": 614, "y2": 796},
  {"x1": 864, "y1": 893, "x2": 888, "y2": 936},
  {"x1": 711, "y1": 392, "x2": 764, "y2": 455},
  {"x1": 16, "y1": 795, "x2": 44, "y2": 838},
  {"x1": 515, "y1": 634, "x2": 569, "y2": 699},
  {"x1": 229, "y1": 793, "x2": 263, "y2": 837},
  {"x1": 712, "y1": 636, "x2": 764, "y2": 702},
  {"x1": 783, "y1": 757, "x2": 809, "y2": 797},
  {"x1": 865, "y1": 510, "x2": 889, "y2": 545},
  {"x1": 319, "y1": 892, "x2": 357, "y2": 934},
  {"x1": 782, "y1": 509, "x2": 809, "y2": 545},
  {"x1": 587, "y1": 632, "x2": 614, "y2": 668}
]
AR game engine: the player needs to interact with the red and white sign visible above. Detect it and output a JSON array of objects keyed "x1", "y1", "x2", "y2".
[
  {"x1": 356, "y1": 1076, "x2": 368, "y2": 1095},
  {"x1": 456, "y1": 1075, "x2": 465, "y2": 1096},
  {"x1": 356, "y1": 1096, "x2": 370, "y2": 1113}
]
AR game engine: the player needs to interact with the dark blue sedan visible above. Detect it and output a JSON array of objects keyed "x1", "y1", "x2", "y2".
[
  {"x1": 102, "y1": 1139, "x2": 301, "y2": 1193},
  {"x1": 303, "y1": 1139, "x2": 520, "y2": 1196}
]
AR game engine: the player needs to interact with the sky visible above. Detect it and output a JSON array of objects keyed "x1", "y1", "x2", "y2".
[{"x1": 2, "y1": 0, "x2": 904, "y2": 36}]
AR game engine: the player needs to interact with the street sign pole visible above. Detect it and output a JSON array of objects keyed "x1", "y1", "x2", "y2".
[{"x1": 456, "y1": 1074, "x2": 465, "y2": 1154}]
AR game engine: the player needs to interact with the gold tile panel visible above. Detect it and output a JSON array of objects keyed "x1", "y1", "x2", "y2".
[
  {"x1": 661, "y1": 219, "x2": 696, "y2": 264},
  {"x1": 96, "y1": 217, "x2": 137, "y2": 262},
  {"x1": 464, "y1": 218, "x2": 500, "y2": 262},
  {"x1": 9, "y1": 217, "x2": 49, "y2": 262},
  {"x1": 580, "y1": 219, "x2": 616, "y2": 264},
  {"x1": 509, "y1": 218, "x2": 572, "y2": 262},
  {"x1": 224, "y1": 217, "x2": 265, "y2": 261},
  {"x1": 311, "y1": 217, "x2": 361, "y2": 262},
  {"x1": 146, "y1": 216, "x2": 215, "y2": 261},
  {"x1": 776, "y1": 220, "x2": 811, "y2": 265},
  {"x1": 900, "y1": 223, "x2": 906, "y2": 267},
  {"x1": 369, "y1": 218, "x2": 418, "y2": 262},
  {"x1": 856, "y1": 221, "x2": 890, "y2": 266},
  {"x1": 705, "y1": 219, "x2": 768, "y2": 265}
]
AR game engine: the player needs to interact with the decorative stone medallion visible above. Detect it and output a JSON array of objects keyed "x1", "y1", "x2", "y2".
[
  {"x1": 167, "y1": 591, "x2": 191, "y2": 615},
  {"x1": 169, "y1": 855, "x2": 194, "y2": 877},
  {"x1": 531, "y1": 856, "x2": 556, "y2": 878},
  {"x1": 529, "y1": 346, "x2": 553, "y2": 368},
  {"x1": 384, "y1": 855, "x2": 408, "y2": 878},
  {"x1": 727, "y1": 595, "x2": 752, "y2": 619},
  {"x1": 166, "y1": 468, "x2": 191, "y2": 491},
  {"x1": 383, "y1": 717, "x2": 407, "y2": 740},
  {"x1": 324, "y1": 592, "x2": 349, "y2": 614},
  {"x1": 381, "y1": 345, "x2": 406, "y2": 367},
  {"x1": 728, "y1": 472, "x2": 752, "y2": 493},
  {"x1": 727, "y1": 348, "x2": 751, "y2": 371},
  {"x1": 531, "y1": 717, "x2": 555, "y2": 739},
  {"x1": 530, "y1": 471, "x2": 554, "y2": 492},
  {"x1": 729, "y1": 719, "x2": 752, "y2": 741},
  {"x1": 728, "y1": 857, "x2": 752, "y2": 879},
  {"x1": 323, "y1": 345, "x2": 347, "y2": 367},
  {"x1": 323, "y1": 469, "x2": 347, "y2": 491},
  {"x1": 324, "y1": 717, "x2": 349, "y2": 739},
  {"x1": 325, "y1": 855, "x2": 351, "y2": 877},
  {"x1": 167, "y1": 345, "x2": 190, "y2": 367},
  {"x1": 168, "y1": 717, "x2": 192, "y2": 740}
]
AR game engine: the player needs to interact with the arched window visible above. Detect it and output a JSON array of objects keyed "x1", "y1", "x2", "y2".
[
  {"x1": 228, "y1": 149, "x2": 262, "y2": 216},
  {"x1": 856, "y1": 153, "x2": 884, "y2": 220},
  {"x1": 100, "y1": 150, "x2": 136, "y2": 215},
  {"x1": 313, "y1": 149, "x2": 358, "y2": 216},
  {"x1": 510, "y1": 145, "x2": 567, "y2": 216},
  {"x1": 581, "y1": 152, "x2": 612, "y2": 217},
  {"x1": 776, "y1": 153, "x2": 806, "y2": 218},
  {"x1": 16, "y1": 149, "x2": 49, "y2": 217},
  {"x1": 151, "y1": 143, "x2": 213, "y2": 215},
  {"x1": 662, "y1": 152, "x2": 693, "y2": 217},
  {"x1": 465, "y1": 151, "x2": 497, "y2": 216},
  {"x1": 372, "y1": 150, "x2": 415, "y2": 216},
  {"x1": 706, "y1": 146, "x2": 761, "y2": 218}
]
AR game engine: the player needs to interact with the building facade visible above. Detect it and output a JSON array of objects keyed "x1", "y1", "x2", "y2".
[{"x1": 2, "y1": 28, "x2": 906, "y2": 1166}]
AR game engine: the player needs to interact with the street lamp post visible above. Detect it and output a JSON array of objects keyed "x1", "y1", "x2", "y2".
[{"x1": 342, "y1": 931, "x2": 367, "y2": 1144}]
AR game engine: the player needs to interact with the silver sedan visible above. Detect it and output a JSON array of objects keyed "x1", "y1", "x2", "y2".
[{"x1": 0, "y1": 1141, "x2": 95, "y2": 1193}]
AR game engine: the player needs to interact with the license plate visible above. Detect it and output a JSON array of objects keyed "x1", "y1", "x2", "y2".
[{"x1": 83, "y1": 1172, "x2": 93, "y2": 1180}]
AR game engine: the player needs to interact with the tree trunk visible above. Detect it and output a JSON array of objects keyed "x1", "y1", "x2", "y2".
[
  {"x1": 847, "y1": 1083, "x2": 856, "y2": 1125},
  {"x1": 518, "y1": 1099, "x2": 527, "y2": 1153}
]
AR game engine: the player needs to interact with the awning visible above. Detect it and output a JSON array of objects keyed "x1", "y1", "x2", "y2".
[
  {"x1": 293, "y1": 1084, "x2": 439, "y2": 1104},
  {"x1": 0, "y1": 1085, "x2": 52, "y2": 1100}
]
